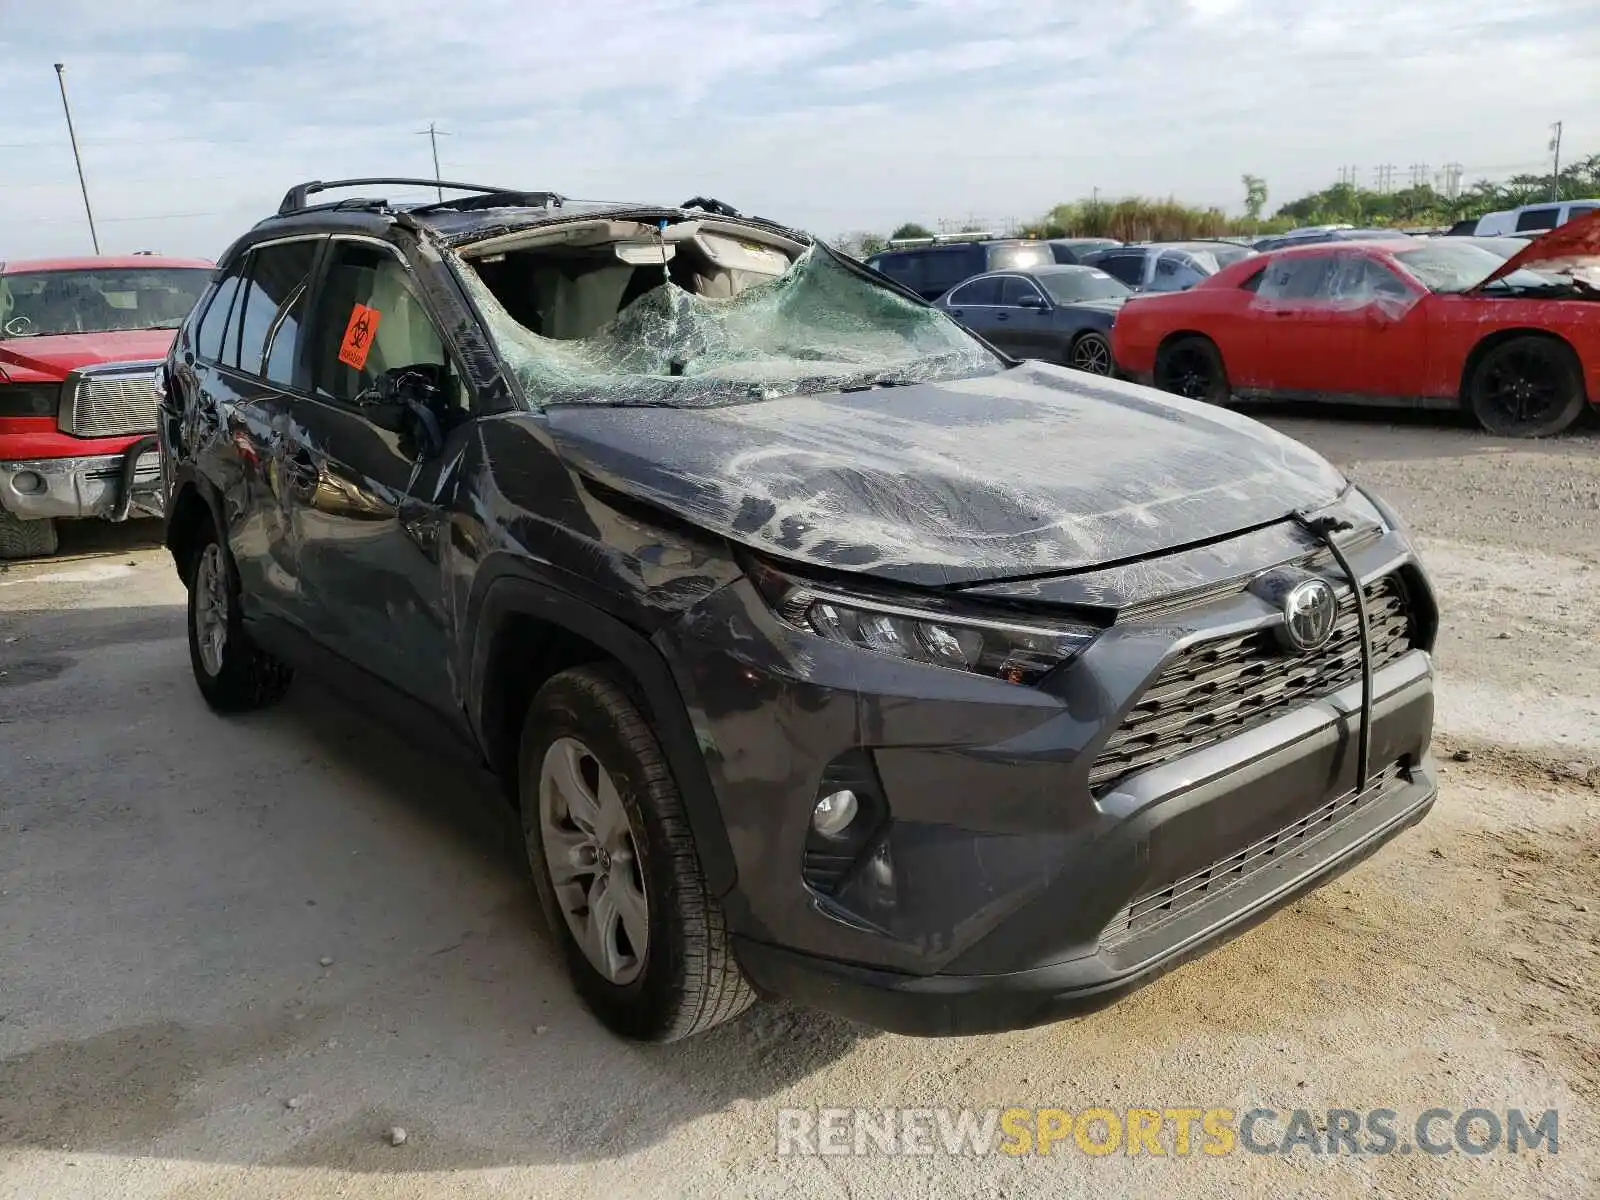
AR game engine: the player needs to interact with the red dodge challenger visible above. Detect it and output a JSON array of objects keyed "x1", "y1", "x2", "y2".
[{"x1": 1112, "y1": 212, "x2": 1600, "y2": 437}]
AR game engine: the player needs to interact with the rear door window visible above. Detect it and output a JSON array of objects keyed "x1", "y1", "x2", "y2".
[
  {"x1": 923, "y1": 247, "x2": 979, "y2": 295},
  {"x1": 231, "y1": 240, "x2": 321, "y2": 380},
  {"x1": 874, "y1": 252, "x2": 925, "y2": 293},
  {"x1": 1515, "y1": 207, "x2": 1560, "y2": 232},
  {"x1": 947, "y1": 277, "x2": 1002, "y2": 305}
]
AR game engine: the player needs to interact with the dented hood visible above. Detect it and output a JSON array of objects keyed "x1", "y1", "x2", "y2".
[
  {"x1": 0, "y1": 328, "x2": 175, "y2": 380},
  {"x1": 1475, "y1": 207, "x2": 1600, "y2": 290},
  {"x1": 543, "y1": 363, "x2": 1347, "y2": 587}
]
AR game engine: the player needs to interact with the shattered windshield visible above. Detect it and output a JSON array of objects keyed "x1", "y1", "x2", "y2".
[
  {"x1": 462, "y1": 245, "x2": 1001, "y2": 408},
  {"x1": 0, "y1": 268, "x2": 210, "y2": 338},
  {"x1": 1392, "y1": 243, "x2": 1554, "y2": 293}
]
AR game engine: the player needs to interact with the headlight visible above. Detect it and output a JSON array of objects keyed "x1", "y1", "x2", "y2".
[
  {"x1": 754, "y1": 563, "x2": 1099, "y2": 685},
  {"x1": 0, "y1": 381, "x2": 62, "y2": 418}
]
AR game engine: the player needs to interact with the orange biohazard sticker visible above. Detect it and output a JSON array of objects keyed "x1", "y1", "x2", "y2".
[{"x1": 337, "y1": 303, "x2": 381, "y2": 369}]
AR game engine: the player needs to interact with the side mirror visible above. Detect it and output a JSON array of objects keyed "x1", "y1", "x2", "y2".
[{"x1": 1017, "y1": 292, "x2": 1048, "y2": 310}]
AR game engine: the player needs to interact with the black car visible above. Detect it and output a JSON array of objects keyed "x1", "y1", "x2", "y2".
[
  {"x1": 160, "y1": 177, "x2": 1439, "y2": 1041},
  {"x1": 1047, "y1": 237, "x2": 1122, "y2": 264},
  {"x1": 1082, "y1": 241, "x2": 1258, "y2": 292},
  {"x1": 865, "y1": 237, "x2": 1055, "y2": 301},
  {"x1": 933, "y1": 265, "x2": 1130, "y2": 374}
]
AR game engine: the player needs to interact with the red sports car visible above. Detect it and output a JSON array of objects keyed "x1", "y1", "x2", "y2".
[{"x1": 1112, "y1": 213, "x2": 1600, "y2": 437}]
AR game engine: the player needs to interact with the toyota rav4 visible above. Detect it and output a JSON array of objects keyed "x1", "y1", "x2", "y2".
[{"x1": 160, "y1": 178, "x2": 1439, "y2": 1041}]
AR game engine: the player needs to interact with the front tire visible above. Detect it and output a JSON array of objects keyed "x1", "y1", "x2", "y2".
[
  {"x1": 1068, "y1": 330, "x2": 1114, "y2": 376},
  {"x1": 520, "y1": 665, "x2": 755, "y2": 1042},
  {"x1": 1154, "y1": 335, "x2": 1230, "y2": 404},
  {"x1": 0, "y1": 512, "x2": 58, "y2": 560},
  {"x1": 186, "y1": 524, "x2": 293, "y2": 712},
  {"x1": 1467, "y1": 336, "x2": 1586, "y2": 438}
]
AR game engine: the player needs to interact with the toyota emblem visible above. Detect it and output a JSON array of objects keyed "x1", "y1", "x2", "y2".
[{"x1": 1278, "y1": 577, "x2": 1339, "y2": 653}]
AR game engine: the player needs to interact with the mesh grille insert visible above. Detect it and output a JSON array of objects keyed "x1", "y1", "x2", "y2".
[{"x1": 1089, "y1": 576, "x2": 1414, "y2": 795}]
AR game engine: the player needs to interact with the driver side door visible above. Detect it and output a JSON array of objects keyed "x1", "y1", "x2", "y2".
[{"x1": 287, "y1": 235, "x2": 473, "y2": 714}]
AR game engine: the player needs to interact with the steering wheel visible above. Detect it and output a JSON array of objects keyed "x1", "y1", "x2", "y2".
[{"x1": 2, "y1": 314, "x2": 31, "y2": 337}]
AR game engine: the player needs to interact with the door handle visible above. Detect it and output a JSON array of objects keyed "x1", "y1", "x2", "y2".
[
  {"x1": 996, "y1": 312, "x2": 1010, "y2": 321},
  {"x1": 950, "y1": 309, "x2": 964, "y2": 318}
]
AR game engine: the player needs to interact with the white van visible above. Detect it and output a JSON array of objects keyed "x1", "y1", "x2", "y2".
[{"x1": 1475, "y1": 199, "x2": 1600, "y2": 236}]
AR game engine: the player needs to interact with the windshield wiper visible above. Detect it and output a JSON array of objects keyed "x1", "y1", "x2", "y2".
[{"x1": 838, "y1": 375, "x2": 918, "y2": 392}]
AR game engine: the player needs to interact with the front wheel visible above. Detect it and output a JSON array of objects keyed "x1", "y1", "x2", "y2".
[
  {"x1": 1154, "y1": 335, "x2": 1230, "y2": 405},
  {"x1": 186, "y1": 525, "x2": 293, "y2": 712},
  {"x1": 1467, "y1": 336, "x2": 1586, "y2": 438},
  {"x1": 520, "y1": 665, "x2": 756, "y2": 1041},
  {"x1": 1068, "y1": 331, "x2": 1114, "y2": 376},
  {"x1": 0, "y1": 512, "x2": 57, "y2": 560}
]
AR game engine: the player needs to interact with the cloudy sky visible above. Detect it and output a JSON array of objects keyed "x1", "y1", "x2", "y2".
[{"x1": 1, "y1": 0, "x2": 1597, "y2": 258}]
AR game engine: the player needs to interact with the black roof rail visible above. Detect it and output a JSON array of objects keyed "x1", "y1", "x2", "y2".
[{"x1": 277, "y1": 177, "x2": 531, "y2": 216}]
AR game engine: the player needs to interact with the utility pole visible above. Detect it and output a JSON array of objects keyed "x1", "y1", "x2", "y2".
[
  {"x1": 416, "y1": 122, "x2": 452, "y2": 201},
  {"x1": 53, "y1": 63, "x2": 100, "y2": 254},
  {"x1": 1408, "y1": 162, "x2": 1430, "y2": 188},
  {"x1": 1549, "y1": 120, "x2": 1563, "y2": 201},
  {"x1": 1440, "y1": 162, "x2": 1464, "y2": 199}
]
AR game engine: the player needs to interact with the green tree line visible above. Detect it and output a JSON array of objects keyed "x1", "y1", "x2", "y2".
[{"x1": 843, "y1": 152, "x2": 1600, "y2": 253}]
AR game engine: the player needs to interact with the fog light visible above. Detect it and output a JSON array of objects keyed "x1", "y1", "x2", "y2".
[
  {"x1": 812, "y1": 789, "x2": 859, "y2": 838},
  {"x1": 11, "y1": 470, "x2": 45, "y2": 496}
]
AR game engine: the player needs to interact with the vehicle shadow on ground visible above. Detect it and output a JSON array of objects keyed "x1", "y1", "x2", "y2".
[{"x1": 0, "y1": 603, "x2": 871, "y2": 1172}]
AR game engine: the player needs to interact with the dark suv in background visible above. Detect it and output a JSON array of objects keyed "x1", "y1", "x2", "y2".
[
  {"x1": 865, "y1": 235, "x2": 1056, "y2": 300},
  {"x1": 161, "y1": 178, "x2": 1438, "y2": 1041}
]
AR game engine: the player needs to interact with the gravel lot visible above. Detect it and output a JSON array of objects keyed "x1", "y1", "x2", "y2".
[{"x1": 2, "y1": 410, "x2": 1597, "y2": 1200}]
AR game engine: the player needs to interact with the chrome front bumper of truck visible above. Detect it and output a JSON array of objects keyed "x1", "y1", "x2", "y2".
[{"x1": 0, "y1": 436, "x2": 163, "y2": 522}]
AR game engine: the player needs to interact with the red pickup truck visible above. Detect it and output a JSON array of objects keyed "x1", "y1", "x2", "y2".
[{"x1": 0, "y1": 255, "x2": 213, "y2": 557}]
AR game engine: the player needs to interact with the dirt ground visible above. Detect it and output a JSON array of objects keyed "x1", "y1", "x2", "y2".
[{"x1": 1, "y1": 409, "x2": 1597, "y2": 1199}]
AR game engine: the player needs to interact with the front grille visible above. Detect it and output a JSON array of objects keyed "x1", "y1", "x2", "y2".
[
  {"x1": 62, "y1": 369, "x2": 161, "y2": 438},
  {"x1": 1100, "y1": 761, "x2": 1404, "y2": 947},
  {"x1": 1089, "y1": 575, "x2": 1415, "y2": 794}
]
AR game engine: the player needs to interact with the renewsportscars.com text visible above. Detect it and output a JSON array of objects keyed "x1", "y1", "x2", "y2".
[{"x1": 775, "y1": 1106, "x2": 1559, "y2": 1158}]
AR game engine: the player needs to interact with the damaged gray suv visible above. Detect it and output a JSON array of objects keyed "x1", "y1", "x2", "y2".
[{"x1": 159, "y1": 179, "x2": 1438, "y2": 1040}]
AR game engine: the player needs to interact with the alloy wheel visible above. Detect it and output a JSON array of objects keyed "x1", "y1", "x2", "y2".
[
  {"x1": 1070, "y1": 334, "x2": 1113, "y2": 375},
  {"x1": 192, "y1": 542, "x2": 229, "y2": 677},
  {"x1": 1165, "y1": 348, "x2": 1214, "y2": 400},
  {"x1": 539, "y1": 736, "x2": 650, "y2": 985},
  {"x1": 1481, "y1": 348, "x2": 1563, "y2": 430}
]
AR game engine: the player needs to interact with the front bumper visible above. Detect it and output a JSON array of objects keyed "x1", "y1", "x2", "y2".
[
  {"x1": 656, "y1": 511, "x2": 1437, "y2": 1033},
  {"x1": 0, "y1": 436, "x2": 163, "y2": 522}
]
